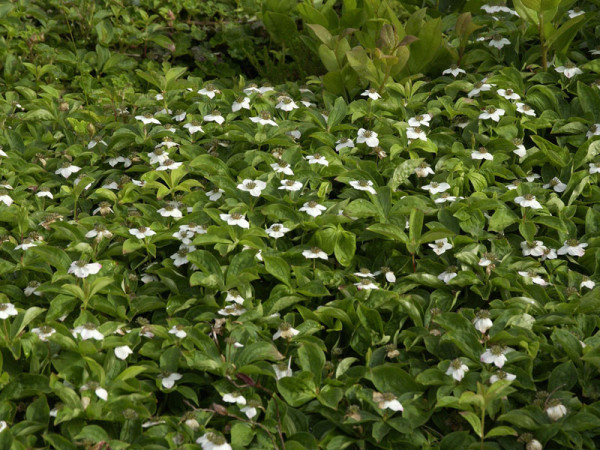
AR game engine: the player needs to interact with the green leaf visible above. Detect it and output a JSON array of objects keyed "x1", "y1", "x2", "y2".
[
  {"x1": 10, "y1": 307, "x2": 45, "y2": 340},
  {"x1": 187, "y1": 250, "x2": 224, "y2": 289},
  {"x1": 297, "y1": 342, "x2": 325, "y2": 385},
  {"x1": 277, "y1": 372, "x2": 317, "y2": 407},
  {"x1": 485, "y1": 426, "x2": 517, "y2": 438},
  {"x1": 459, "y1": 411, "x2": 482, "y2": 437},
  {"x1": 263, "y1": 255, "x2": 292, "y2": 287},
  {"x1": 334, "y1": 229, "x2": 356, "y2": 267},
  {"x1": 327, "y1": 96, "x2": 347, "y2": 129}
]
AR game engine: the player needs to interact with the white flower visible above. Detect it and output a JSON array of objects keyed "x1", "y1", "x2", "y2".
[
  {"x1": 115, "y1": 345, "x2": 134, "y2": 360},
  {"x1": 250, "y1": 113, "x2": 277, "y2": 126},
  {"x1": 93, "y1": 387, "x2": 108, "y2": 401},
  {"x1": 415, "y1": 163, "x2": 434, "y2": 177},
  {"x1": 468, "y1": 81, "x2": 494, "y2": 98},
  {"x1": 206, "y1": 188, "x2": 224, "y2": 201},
  {"x1": 590, "y1": 162, "x2": 600, "y2": 174},
  {"x1": 102, "y1": 181, "x2": 119, "y2": 190},
  {"x1": 525, "y1": 173, "x2": 541, "y2": 182},
  {"x1": 287, "y1": 130, "x2": 301, "y2": 140},
  {"x1": 237, "y1": 179, "x2": 267, "y2": 197},
  {"x1": 240, "y1": 405, "x2": 258, "y2": 419},
  {"x1": 0, "y1": 193, "x2": 12, "y2": 206},
  {"x1": 220, "y1": 213, "x2": 250, "y2": 228},
  {"x1": 489, "y1": 35, "x2": 510, "y2": 49},
  {"x1": 357, "y1": 128, "x2": 379, "y2": 147},
  {"x1": 302, "y1": 247, "x2": 328, "y2": 260},
  {"x1": 266, "y1": 223, "x2": 290, "y2": 238},
  {"x1": 299, "y1": 201, "x2": 326, "y2": 217},
  {"x1": 546, "y1": 401, "x2": 567, "y2": 421},
  {"x1": 160, "y1": 372, "x2": 182, "y2": 389},
  {"x1": 259, "y1": 85, "x2": 274, "y2": 94},
  {"x1": 108, "y1": 156, "x2": 132, "y2": 168},
  {"x1": 558, "y1": 239, "x2": 587, "y2": 257},
  {"x1": 515, "y1": 194, "x2": 542, "y2": 209},
  {"x1": 408, "y1": 114, "x2": 431, "y2": 127},
  {"x1": 158, "y1": 205, "x2": 183, "y2": 218},
  {"x1": 0, "y1": 303, "x2": 18, "y2": 319},
  {"x1": 305, "y1": 153, "x2": 329, "y2": 166},
  {"x1": 480, "y1": 345, "x2": 511, "y2": 368},
  {"x1": 361, "y1": 88, "x2": 381, "y2": 100},
  {"x1": 14, "y1": 239, "x2": 37, "y2": 251},
  {"x1": 0, "y1": 421, "x2": 7, "y2": 432},
  {"x1": 68, "y1": 261, "x2": 102, "y2": 278},
  {"x1": 586, "y1": 124, "x2": 600, "y2": 140},
  {"x1": 274, "y1": 358, "x2": 293, "y2": 379},
  {"x1": 85, "y1": 227, "x2": 112, "y2": 240},
  {"x1": 171, "y1": 110, "x2": 186, "y2": 122},
  {"x1": 169, "y1": 325, "x2": 187, "y2": 338},
  {"x1": 183, "y1": 122, "x2": 204, "y2": 134},
  {"x1": 514, "y1": 103, "x2": 535, "y2": 117},
  {"x1": 232, "y1": 96, "x2": 251, "y2": 112},
  {"x1": 407, "y1": 127, "x2": 427, "y2": 142},
  {"x1": 276, "y1": 96, "x2": 299, "y2": 111},
  {"x1": 197, "y1": 432, "x2": 232, "y2": 450},
  {"x1": 489, "y1": 370, "x2": 516, "y2": 383},
  {"x1": 382, "y1": 268, "x2": 396, "y2": 283},
  {"x1": 170, "y1": 246, "x2": 194, "y2": 267},
  {"x1": 354, "y1": 279, "x2": 379, "y2": 290},
  {"x1": 32, "y1": 326, "x2": 55, "y2": 341},
  {"x1": 471, "y1": 147, "x2": 494, "y2": 160},
  {"x1": 156, "y1": 159, "x2": 182, "y2": 171},
  {"x1": 55, "y1": 163, "x2": 81, "y2": 179},
  {"x1": 225, "y1": 291, "x2": 245, "y2": 304},
  {"x1": 273, "y1": 322, "x2": 300, "y2": 340},
  {"x1": 198, "y1": 85, "x2": 220, "y2": 98},
  {"x1": 497, "y1": 88, "x2": 520, "y2": 100},
  {"x1": 514, "y1": 143, "x2": 527, "y2": 158},
  {"x1": 581, "y1": 277, "x2": 595, "y2": 289},
  {"x1": 129, "y1": 227, "x2": 156, "y2": 239},
  {"x1": 373, "y1": 392, "x2": 403, "y2": 412},
  {"x1": 204, "y1": 111, "x2": 225, "y2": 124},
  {"x1": 443, "y1": 65, "x2": 466, "y2": 77},
  {"x1": 350, "y1": 180, "x2": 377, "y2": 194},
  {"x1": 438, "y1": 268, "x2": 458, "y2": 283},
  {"x1": 518, "y1": 271, "x2": 549, "y2": 286},
  {"x1": 555, "y1": 65, "x2": 582, "y2": 79},
  {"x1": 568, "y1": 8, "x2": 585, "y2": 18},
  {"x1": 147, "y1": 149, "x2": 170, "y2": 165},
  {"x1": 72, "y1": 324, "x2": 104, "y2": 341},
  {"x1": 479, "y1": 107, "x2": 505, "y2": 122},
  {"x1": 541, "y1": 247, "x2": 558, "y2": 261},
  {"x1": 543, "y1": 177, "x2": 567, "y2": 192},
  {"x1": 279, "y1": 179, "x2": 303, "y2": 191},
  {"x1": 243, "y1": 84, "x2": 260, "y2": 94},
  {"x1": 218, "y1": 304, "x2": 247, "y2": 316},
  {"x1": 446, "y1": 358, "x2": 469, "y2": 381},
  {"x1": 24, "y1": 281, "x2": 42, "y2": 297},
  {"x1": 335, "y1": 137, "x2": 354, "y2": 151},
  {"x1": 36, "y1": 189, "x2": 54, "y2": 199},
  {"x1": 473, "y1": 310, "x2": 493, "y2": 333},
  {"x1": 271, "y1": 161, "x2": 294, "y2": 175},
  {"x1": 222, "y1": 392, "x2": 246, "y2": 405},
  {"x1": 435, "y1": 193, "x2": 459, "y2": 204},
  {"x1": 135, "y1": 114, "x2": 161, "y2": 125},
  {"x1": 422, "y1": 181, "x2": 451, "y2": 194},
  {"x1": 521, "y1": 240, "x2": 546, "y2": 257},
  {"x1": 429, "y1": 238, "x2": 453, "y2": 255}
]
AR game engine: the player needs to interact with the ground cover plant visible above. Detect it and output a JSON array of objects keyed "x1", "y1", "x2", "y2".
[{"x1": 2, "y1": 0, "x2": 600, "y2": 448}]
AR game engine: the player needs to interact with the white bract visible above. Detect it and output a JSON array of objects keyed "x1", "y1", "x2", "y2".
[
  {"x1": 302, "y1": 247, "x2": 328, "y2": 260},
  {"x1": 422, "y1": 182, "x2": 451, "y2": 194},
  {"x1": 114, "y1": 345, "x2": 134, "y2": 360},
  {"x1": 558, "y1": 240, "x2": 587, "y2": 257},
  {"x1": 266, "y1": 223, "x2": 290, "y2": 238},
  {"x1": 350, "y1": 180, "x2": 377, "y2": 194},
  {"x1": 357, "y1": 128, "x2": 379, "y2": 147},
  {"x1": 237, "y1": 179, "x2": 267, "y2": 197},
  {"x1": 220, "y1": 213, "x2": 250, "y2": 229},
  {"x1": 555, "y1": 64, "x2": 582, "y2": 79},
  {"x1": 0, "y1": 303, "x2": 18, "y2": 319},
  {"x1": 429, "y1": 238, "x2": 453, "y2": 255},
  {"x1": 68, "y1": 261, "x2": 102, "y2": 278},
  {"x1": 446, "y1": 359, "x2": 469, "y2": 381},
  {"x1": 515, "y1": 194, "x2": 542, "y2": 209},
  {"x1": 299, "y1": 201, "x2": 326, "y2": 217}
]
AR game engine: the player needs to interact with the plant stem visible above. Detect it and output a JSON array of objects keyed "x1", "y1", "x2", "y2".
[{"x1": 480, "y1": 406, "x2": 485, "y2": 450}]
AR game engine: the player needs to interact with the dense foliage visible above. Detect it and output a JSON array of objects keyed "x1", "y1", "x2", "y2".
[{"x1": 1, "y1": 0, "x2": 600, "y2": 449}]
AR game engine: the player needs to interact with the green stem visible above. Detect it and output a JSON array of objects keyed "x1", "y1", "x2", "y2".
[{"x1": 480, "y1": 406, "x2": 485, "y2": 450}]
